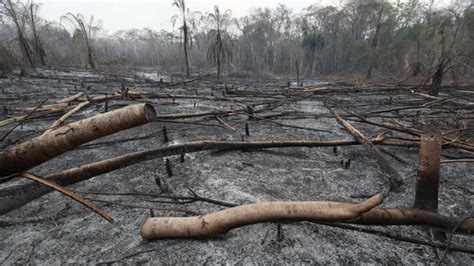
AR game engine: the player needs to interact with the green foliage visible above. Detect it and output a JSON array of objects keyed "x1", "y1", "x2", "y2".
[{"x1": 0, "y1": 0, "x2": 472, "y2": 78}]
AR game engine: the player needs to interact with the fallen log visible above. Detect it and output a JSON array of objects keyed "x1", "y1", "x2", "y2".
[
  {"x1": 355, "y1": 208, "x2": 474, "y2": 234},
  {"x1": 0, "y1": 138, "x2": 395, "y2": 215},
  {"x1": 140, "y1": 195, "x2": 474, "y2": 239},
  {"x1": 0, "y1": 108, "x2": 66, "y2": 128},
  {"x1": 349, "y1": 112, "x2": 474, "y2": 153},
  {"x1": 23, "y1": 103, "x2": 69, "y2": 113},
  {"x1": 140, "y1": 194, "x2": 384, "y2": 239},
  {"x1": 55, "y1": 92, "x2": 84, "y2": 104},
  {"x1": 329, "y1": 108, "x2": 403, "y2": 192},
  {"x1": 0, "y1": 103, "x2": 156, "y2": 180}
]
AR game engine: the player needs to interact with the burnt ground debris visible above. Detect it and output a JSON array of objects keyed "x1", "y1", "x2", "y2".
[{"x1": 0, "y1": 68, "x2": 473, "y2": 264}]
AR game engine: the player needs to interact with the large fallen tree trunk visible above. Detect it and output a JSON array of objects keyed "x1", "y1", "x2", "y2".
[
  {"x1": 0, "y1": 103, "x2": 156, "y2": 180},
  {"x1": 140, "y1": 194, "x2": 474, "y2": 239},
  {"x1": 0, "y1": 137, "x2": 414, "y2": 215},
  {"x1": 141, "y1": 194, "x2": 384, "y2": 239}
]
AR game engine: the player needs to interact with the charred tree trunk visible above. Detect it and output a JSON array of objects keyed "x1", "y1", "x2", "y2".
[
  {"x1": 412, "y1": 41, "x2": 422, "y2": 76},
  {"x1": 87, "y1": 46, "x2": 95, "y2": 69},
  {"x1": 295, "y1": 59, "x2": 300, "y2": 86},
  {"x1": 428, "y1": 27, "x2": 445, "y2": 96},
  {"x1": 0, "y1": 103, "x2": 155, "y2": 179},
  {"x1": 329, "y1": 108, "x2": 402, "y2": 192},
  {"x1": 217, "y1": 52, "x2": 221, "y2": 81},
  {"x1": 414, "y1": 132, "x2": 442, "y2": 212},
  {"x1": 367, "y1": 4, "x2": 384, "y2": 79},
  {"x1": 30, "y1": 3, "x2": 46, "y2": 66},
  {"x1": 183, "y1": 21, "x2": 190, "y2": 77}
]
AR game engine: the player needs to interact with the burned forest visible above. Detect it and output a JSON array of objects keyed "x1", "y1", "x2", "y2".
[{"x1": 0, "y1": 0, "x2": 473, "y2": 264}]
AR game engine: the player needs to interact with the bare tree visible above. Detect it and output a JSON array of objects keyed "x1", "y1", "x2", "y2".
[
  {"x1": 28, "y1": 0, "x2": 46, "y2": 65},
  {"x1": 61, "y1": 13, "x2": 100, "y2": 69},
  {"x1": 1, "y1": 0, "x2": 34, "y2": 67},
  {"x1": 367, "y1": 1, "x2": 385, "y2": 79},
  {"x1": 429, "y1": 26, "x2": 445, "y2": 96}
]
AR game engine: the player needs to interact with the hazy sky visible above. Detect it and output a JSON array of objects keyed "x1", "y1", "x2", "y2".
[
  {"x1": 38, "y1": 0, "x2": 333, "y2": 33},
  {"x1": 37, "y1": 0, "x2": 454, "y2": 33}
]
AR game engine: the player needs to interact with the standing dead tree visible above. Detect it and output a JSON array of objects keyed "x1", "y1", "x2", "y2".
[
  {"x1": 27, "y1": 0, "x2": 46, "y2": 65},
  {"x1": 1, "y1": 0, "x2": 34, "y2": 68},
  {"x1": 367, "y1": 2, "x2": 384, "y2": 79},
  {"x1": 0, "y1": 42, "x2": 16, "y2": 77},
  {"x1": 61, "y1": 13, "x2": 99, "y2": 69},
  {"x1": 428, "y1": 26, "x2": 445, "y2": 96}
]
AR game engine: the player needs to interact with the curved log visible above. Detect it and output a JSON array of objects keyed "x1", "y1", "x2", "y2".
[
  {"x1": 140, "y1": 198, "x2": 474, "y2": 240},
  {"x1": 140, "y1": 194, "x2": 383, "y2": 239}
]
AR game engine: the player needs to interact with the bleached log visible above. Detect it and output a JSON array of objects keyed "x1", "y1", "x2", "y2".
[
  {"x1": 140, "y1": 198, "x2": 474, "y2": 239},
  {"x1": 0, "y1": 103, "x2": 155, "y2": 179},
  {"x1": 141, "y1": 194, "x2": 384, "y2": 239}
]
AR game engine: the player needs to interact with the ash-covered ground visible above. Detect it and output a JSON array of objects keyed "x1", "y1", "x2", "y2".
[{"x1": 0, "y1": 68, "x2": 472, "y2": 264}]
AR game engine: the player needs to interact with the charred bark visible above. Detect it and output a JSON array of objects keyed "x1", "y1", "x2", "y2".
[
  {"x1": 428, "y1": 27, "x2": 445, "y2": 96},
  {"x1": 414, "y1": 132, "x2": 442, "y2": 212}
]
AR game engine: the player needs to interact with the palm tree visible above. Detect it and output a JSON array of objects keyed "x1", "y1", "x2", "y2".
[
  {"x1": 206, "y1": 5, "x2": 233, "y2": 80},
  {"x1": 172, "y1": 0, "x2": 194, "y2": 77},
  {"x1": 61, "y1": 13, "x2": 100, "y2": 69}
]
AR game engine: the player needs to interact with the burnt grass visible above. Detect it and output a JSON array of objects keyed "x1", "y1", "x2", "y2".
[{"x1": 0, "y1": 68, "x2": 473, "y2": 264}]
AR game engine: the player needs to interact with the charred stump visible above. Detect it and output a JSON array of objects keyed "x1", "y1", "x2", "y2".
[{"x1": 414, "y1": 132, "x2": 442, "y2": 212}]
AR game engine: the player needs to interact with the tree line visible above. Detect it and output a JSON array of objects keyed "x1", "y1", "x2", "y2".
[{"x1": 0, "y1": 0, "x2": 473, "y2": 80}]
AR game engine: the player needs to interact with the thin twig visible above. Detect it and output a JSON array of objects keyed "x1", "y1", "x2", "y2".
[
  {"x1": 84, "y1": 198, "x2": 197, "y2": 215},
  {"x1": 0, "y1": 99, "x2": 48, "y2": 142},
  {"x1": 21, "y1": 172, "x2": 113, "y2": 222},
  {"x1": 73, "y1": 189, "x2": 238, "y2": 208},
  {"x1": 436, "y1": 214, "x2": 474, "y2": 265}
]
